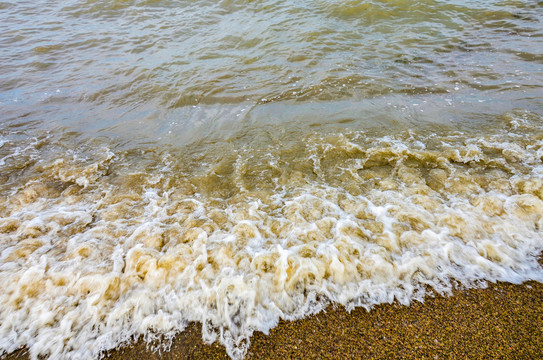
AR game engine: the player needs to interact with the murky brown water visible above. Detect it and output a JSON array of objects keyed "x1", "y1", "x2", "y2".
[{"x1": 1, "y1": 0, "x2": 543, "y2": 359}]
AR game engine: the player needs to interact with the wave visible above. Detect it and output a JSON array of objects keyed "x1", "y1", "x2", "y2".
[{"x1": 1, "y1": 110, "x2": 542, "y2": 359}]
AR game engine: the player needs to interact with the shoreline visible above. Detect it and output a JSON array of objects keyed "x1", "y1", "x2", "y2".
[{"x1": 6, "y1": 279, "x2": 542, "y2": 360}]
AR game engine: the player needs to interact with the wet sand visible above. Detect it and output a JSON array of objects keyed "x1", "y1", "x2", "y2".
[{"x1": 6, "y1": 279, "x2": 542, "y2": 360}]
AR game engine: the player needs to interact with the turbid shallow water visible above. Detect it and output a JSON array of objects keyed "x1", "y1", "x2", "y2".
[{"x1": 1, "y1": 0, "x2": 543, "y2": 359}]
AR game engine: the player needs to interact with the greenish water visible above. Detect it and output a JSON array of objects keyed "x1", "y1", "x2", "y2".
[{"x1": 0, "y1": 1, "x2": 542, "y2": 359}]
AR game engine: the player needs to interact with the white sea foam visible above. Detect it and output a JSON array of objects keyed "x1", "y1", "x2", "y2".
[{"x1": 1, "y1": 112, "x2": 543, "y2": 359}]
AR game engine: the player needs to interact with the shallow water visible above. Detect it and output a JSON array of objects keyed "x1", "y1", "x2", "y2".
[{"x1": 1, "y1": 0, "x2": 543, "y2": 359}]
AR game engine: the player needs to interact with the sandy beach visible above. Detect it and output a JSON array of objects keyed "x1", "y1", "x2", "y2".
[{"x1": 6, "y1": 278, "x2": 542, "y2": 360}]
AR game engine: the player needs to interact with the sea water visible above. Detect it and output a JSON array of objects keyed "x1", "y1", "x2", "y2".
[{"x1": 1, "y1": 0, "x2": 543, "y2": 359}]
